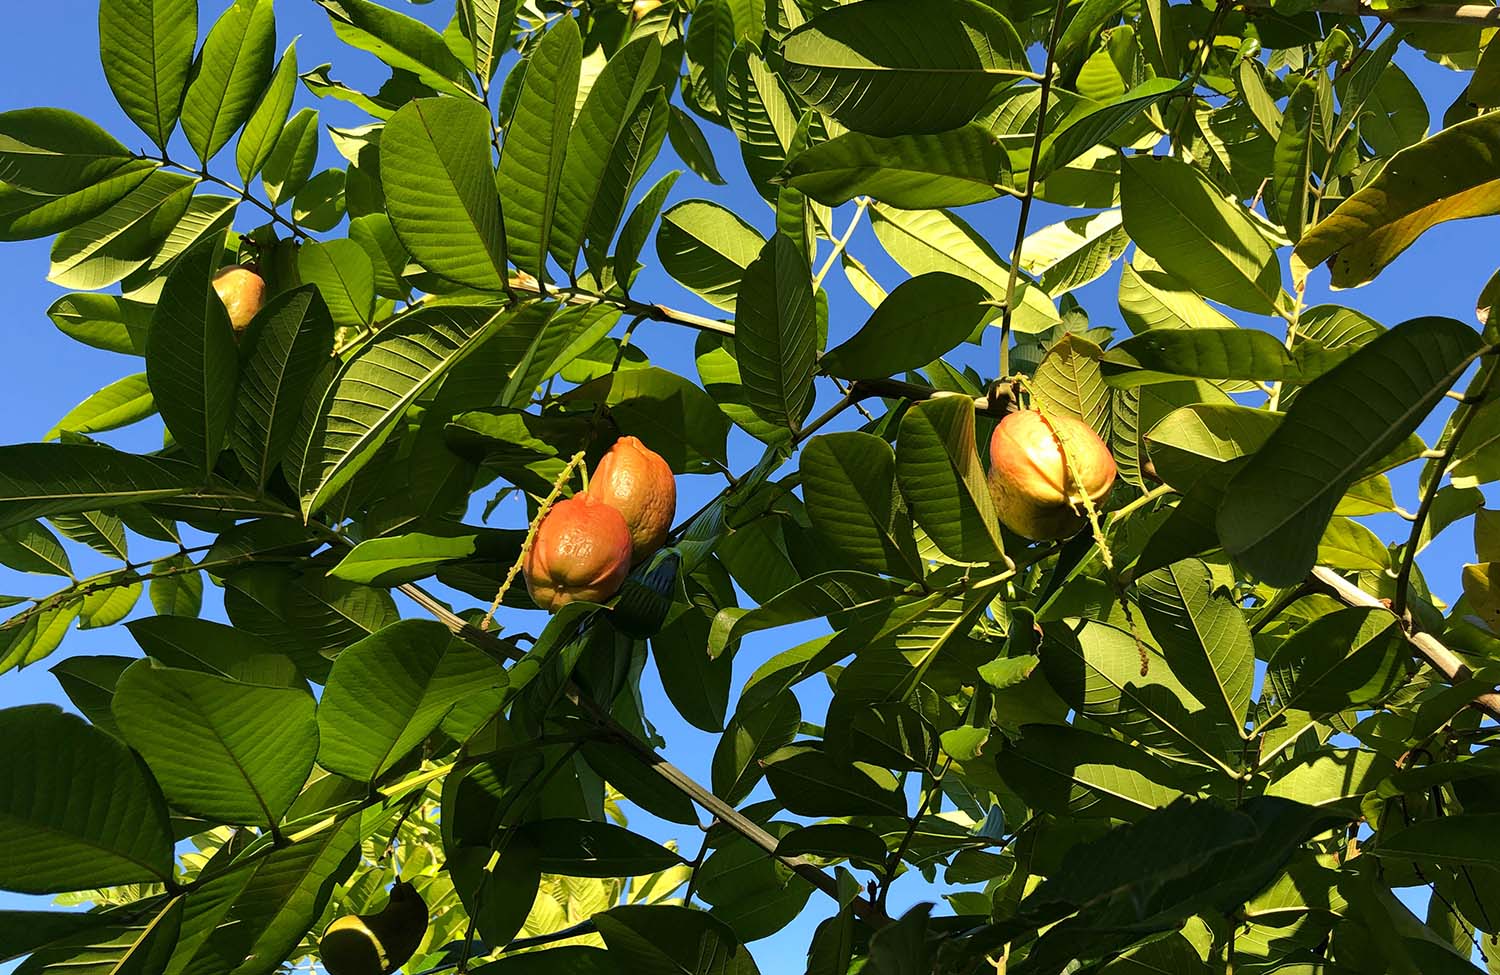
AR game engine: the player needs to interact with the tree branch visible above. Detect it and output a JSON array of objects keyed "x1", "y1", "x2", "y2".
[
  {"x1": 1237, "y1": 0, "x2": 1500, "y2": 25},
  {"x1": 390, "y1": 578, "x2": 891, "y2": 925},
  {"x1": 1309, "y1": 567, "x2": 1500, "y2": 721}
]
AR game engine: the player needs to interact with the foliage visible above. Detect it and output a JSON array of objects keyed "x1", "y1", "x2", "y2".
[{"x1": 5, "y1": 0, "x2": 1500, "y2": 972}]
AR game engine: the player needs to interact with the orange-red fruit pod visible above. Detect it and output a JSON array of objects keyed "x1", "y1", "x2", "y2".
[
  {"x1": 523, "y1": 495, "x2": 634, "y2": 612},
  {"x1": 587, "y1": 436, "x2": 677, "y2": 562},
  {"x1": 987, "y1": 410, "x2": 1117, "y2": 541},
  {"x1": 212, "y1": 265, "x2": 266, "y2": 335}
]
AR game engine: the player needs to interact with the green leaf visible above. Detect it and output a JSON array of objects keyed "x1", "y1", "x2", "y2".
[
  {"x1": 45, "y1": 372, "x2": 155, "y2": 441},
  {"x1": 996, "y1": 723, "x2": 1183, "y2": 818},
  {"x1": 782, "y1": 124, "x2": 1008, "y2": 209},
  {"x1": 128, "y1": 615, "x2": 297, "y2": 683},
  {"x1": 1219, "y1": 316, "x2": 1481, "y2": 586},
  {"x1": 1120, "y1": 154, "x2": 1284, "y2": 315},
  {"x1": 0, "y1": 705, "x2": 173, "y2": 893},
  {"x1": 595, "y1": 905, "x2": 760, "y2": 975},
  {"x1": 48, "y1": 294, "x2": 152, "y2": 356},
  {"x1": 0, "y1": 162, "x2": 158, "y2": 243},
  {"x1": 1375, "y1": 814, "x2": 1500, "y2": 868},
  {"x1": 0, "y1": 445, "x2": 194, "y2": 534},
  {"x1": 763, "y1": 744, "x2": 906, "y2": 817},
  {"x1": 667, "y1": 104, "x2": 726, "y2": 185},
  {"x1": 1264, "y1": 747, "x2": 1392, "y2": 809},
  {"x1": 1030, "y1": 333, "x2": 1109, "y2": 430},
  {"x1": 726, "y1": 45, "x2": 798, "y2": 201},
  {"x1": 710, "y1": 572, "x2": 907, "y2": 656},
  {"x1": 145, "y1": 232, "x2": 238, "y2": 476},
  {"x1": 149, "y1": 555, "x2": 204, "y2": 618},
  {"x1": 350, "y1": 212, "x2": 411, "y2": 300},
  {"x1": 896, "y1": 395, "x2": 1006, "y2": 564},
  {"x1": 551, "y1": 36, "x2": 664, "y2": 276},
  {"x1": 1102, "y1": 327, "x2": 1302, "y2": 386},
  {"x1": 319, "y1": 620, "x2": 502, "y2": 783},
  {"x1": 314, "y1": 0, "x2": 473, "y2": 96},
  {"x1": 449, "y1": 835, "x2": 541, "y2": 950},
  {"x1": 564, "y1": 366, "x2": 732, "y2": 473},
  {"x1": 1038, "y1": 78, "x2": 1183, "y2": 177},
  {"x1": 871, "y1": 204, "x2": 1057, "y2": 332},
  {"x1": 1018, "y1": 209, "x2": 1127, "y2": 299},
  {"x1": 80, "y1": 574, "x2": 143, "y2": 629},
  {"x1": 777, "y1": 824, "x2": 888, "y2": 866},
  {"x1": 821, "y1": 272, "x2": 989, "y2": 380},
  {"x1": 1272, "y1": 79, "x2": 1320, "y2": 244},
  {"x1": 328, "y1": 532, "x2": 478, "y2": 586},
  {"x1": 231, "y1": 287, "x2": 336, "y2": 492},
  {"x1": 291, "y1": 168, "x2": 347, "y2": 233},
  {"x1": 461, "y1": 0, "x2": 521, "y2": 85},
  {"x1": 471, "y1": 948, "x2": 617, "y2": 974},
  {"x1": 382, "y1": 97, "x2": 509, "y2": 292},
  {"x1": 498, "y1": 16, "x2": 581, "y2": 282},
  {"x1": 260, "y1": 107, "x2": 319, "y2": 206},
  {"x1": 113, "y1": 659, "x2": 317, "y2": 827},
  {"x1": 235, "y1": 40, "x2": 298, "y2": 182},
  {"x1": 48, "y1": 169, "x2": 197, "y2": 290},
  {"x1": 1143, "y1": 403, "x2": 1279, "y2": 491},
  {"x1": 0, "y1": 108, "x2": 136, "y2": 195},
  {"x1": 15, "y1": 896, "x2": 184, "y2": 975},
  {"x1": 712, "y1": 690, "x2": 800, "y2": 804},
  {"x1": 297, "y1": 238, "x2": 375, "y2": 328},
  {"x1": 0, "y1": 521, "x2": 72, "y2": 578},
  {"x1": 522, "y1": 820, "x2": 684, "y2": 878},
  {"x1": 1041, "y1": 619, "x2": 1234, "y2": 769},
  {"x1": 98, "y1": 0, "x2": 197, "y2": 149},
  {"x1": 1117, "y1": 253, "x2": 1236, "y2": 334},
  {"x1": 656, "y1": 199, "x2": 765, "y2": 312},
  {"x1": 779, "y1": 0, "x2": 1028, "y2": 136},
  {"x1": 1265, "y1": 608, "x2": 1407, "y2": 717},
  {"x1": 800, "y1": 433, "x2": 919, "y2": 577},
  {"x1": 299, "y1": 303, "x2": 518, "y2": 517},
  {"x1": 1294, "y1": 111, "x2": 1500, "y2": 288},
  {"x1": 180, "y1": 0, "x2": 277, "y2": 163},
  {"x1": 734, "y1": 233, "x2": 816, "y2": 436},
  {"x1": 1135, "y1": 559, "x2": 1254, "y2": 737},
  {"x1": 52, "y1": 509, "x2": 129, "y2": 561},
  {"x1": 684, "y1": 0, "x2": 734, "y2": 118},
  {"x1": 614, "y1": 170, "x2": 680, "y2": 291}
]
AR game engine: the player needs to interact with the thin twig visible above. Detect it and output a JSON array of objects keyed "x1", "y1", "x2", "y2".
[
  {"x1": 147, "y1": 153, "x2": 311, "y2": 242},
  {"x1": 1169, "y1": 0, "x2": 1235, "y2": 155},
  {"x1": 1000, "y1": 0, "x2": 1069, "y2": 380},
  {"x1": 812, "y1": 198, "x2": 870, "y2": 290},
  {"x1": 1393, "y1": 354, "x2": 1500, "y2": 618},
  {"x1": 1237, "y1": 0, "x2": 1500, "y2": 24}
]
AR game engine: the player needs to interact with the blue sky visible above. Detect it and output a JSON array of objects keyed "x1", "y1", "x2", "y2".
[{"x1": 1, "y1": 1, "x2": 1496, "y2": 971}]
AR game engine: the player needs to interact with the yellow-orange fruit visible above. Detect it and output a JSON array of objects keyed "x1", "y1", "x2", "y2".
[
  {"x1": 987, "y1": 411, "x2": 1117, "y2": 541},
  {"x1": 319, "y1": 881, "x2": 428, "y2": 975},
  {"x1": 632, "y1": 0, "x2": 664, "y2": 18},
  {"x1": 212, "y1": 265, "x2": 266, "y2": 335},
  {"x1": 524, "y1": 494, "x2": 634, "y2": 612},
  {"x1": 587, "y1": 436, "x2": 677, "y2": 562}
]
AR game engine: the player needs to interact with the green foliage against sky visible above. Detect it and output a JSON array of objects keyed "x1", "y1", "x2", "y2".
[{"x1": 6, "y1": 0, "x2": 1500, "y2": 972}]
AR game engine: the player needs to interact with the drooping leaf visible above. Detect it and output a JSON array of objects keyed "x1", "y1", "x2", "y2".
[
  {"x1": 48, "y1": 169, "x2": 197, "y2": 290},
  {"x1": 896, "y1": 395, "x2": 1005, "y2": 564},
  {"x1": 45, "y1": 372, "x2": 155, "y2": 441},
  {"x1": 235, "y1": 40, "x2": 299, "y2": 182},
  {"x1": 112, "y1": 660, "x2": 317, "y2": 827},
  {"x1": 1218, "y1": 316, "x2": 1481, "y2": 586},
  {"x1": 260, "y1": 107, "x2": 319, "y2": 206},
  {"x1": 145, "y1": 232, "x2": 238, "y2": 476},
  {"x1": 297, "y1": 238, "x2": 375, "y2": 327},
  {"x1": 314, "y1": 0, "x2": 473, "y2": 96},
  {"x1": 656, "y1": 199, "x2": 765, "y2": 312},
  {"x1": 801, "y1": 433, "x2": 919, "y2": 577},
  {"x1": 782, "y1": 124, "x2": 1009, "y2": 209},
  {"x1": 734, "y1": 233, "x2": 816, "y2": 436},
  {"x1": 0, "y1": 704, "x2": 173, "y2": 894},
  {"x1": 0, "y1": 108, "x2": 137, "y2": 195},
  {"x1": 595, "y1": 905, "x2": 760, "y2": 975}
]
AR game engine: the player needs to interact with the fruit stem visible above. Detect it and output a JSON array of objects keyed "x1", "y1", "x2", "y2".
[{"x1": 482, "y1": 450, "x2": 589, "y2": 629}]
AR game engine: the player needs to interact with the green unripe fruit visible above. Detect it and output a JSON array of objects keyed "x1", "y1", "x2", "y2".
[{"x1": 319, "y1": 881, "x2": 429, "y2": 975}]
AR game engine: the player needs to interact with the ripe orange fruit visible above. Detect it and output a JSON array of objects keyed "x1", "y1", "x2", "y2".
[
  {"x1": 587, "y1": 436, "x2": 676, "y2": 562},
  {"x1": 523, "y1": 494, "x2": 634, "y2": 612},
  {"x1": 987, "y1": 410, "x2": 1117, "y2": 541},
  {"x1": 212, "y1": 265, "x2": 266, "y2": 335}
]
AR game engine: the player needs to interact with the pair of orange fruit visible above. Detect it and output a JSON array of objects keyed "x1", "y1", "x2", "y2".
[{"x1": 523, "y1": 437, "x2": 677, "y2": 612}]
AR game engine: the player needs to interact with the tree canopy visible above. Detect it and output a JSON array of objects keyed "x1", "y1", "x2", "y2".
[{"x1": 4, "y1": 0, "x2": 1500, "y2": 972}]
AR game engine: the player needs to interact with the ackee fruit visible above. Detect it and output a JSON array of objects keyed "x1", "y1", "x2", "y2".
[
  {"x1": 587, "y1": 436, "x2": 676, "y2": 561},
  {"x1": 524, "y1": 494, "x2": 634, "y2": 612},
  {"x1": 988, "y1": 410, "x2": 1117, "y2": 541},
  {"x1": 319, "y1": 881, "x2": 428, "y2": 975},
  {"x1": 632, "y1": 0, "x2": 664, "y2": 18},
  {"x1": 212, "y1": 265, "x2": 266, "y2": 335}
]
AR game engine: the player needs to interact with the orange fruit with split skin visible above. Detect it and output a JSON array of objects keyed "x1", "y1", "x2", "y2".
[
  {"x1": 585, "y1": 435, "x2": 677, "y2": 563},
  {"x1": 523, "y1": 493, "x2": 635, "y2": 612},
  {"x1": 987, "y1": 410, "x2": 1117, "y2": 541},
  {"x1": 212, "y1": 264, "x2": 266, "y2": 337}
]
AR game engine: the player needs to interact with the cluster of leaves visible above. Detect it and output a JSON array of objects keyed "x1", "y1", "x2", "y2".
[{"x1": 7, "y1": 0, "x2": 1500, "y2": 972}]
